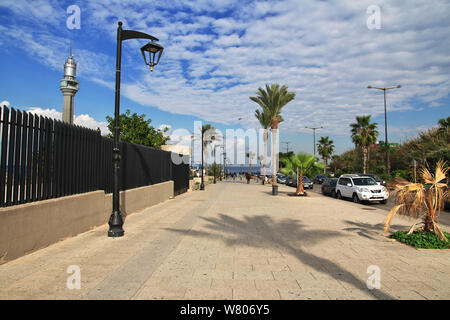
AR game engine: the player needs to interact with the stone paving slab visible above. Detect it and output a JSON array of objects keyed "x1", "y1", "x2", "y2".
[{"x1": 0, "y1": 180, "x2": 449, "y2": 300}]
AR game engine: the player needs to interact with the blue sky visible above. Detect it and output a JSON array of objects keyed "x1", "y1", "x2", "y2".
[{"x1": 0, "y1": 0, "x2": 449, "y2": 162}]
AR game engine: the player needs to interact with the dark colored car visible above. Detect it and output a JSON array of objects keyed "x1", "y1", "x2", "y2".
[
  {"x1": 277, "y1": 174, "x2": 287, "y2": 184},
  {"x1": 313, "y1": 175, "x2": 327, "y2": 184},
  {"x1": 302, "y1": 176, "x2": 314, "y2": 189},
  {"x1": 285, "y1": 175, "x2": 296, "y2": 187},
  {"x1": 286, "y1": 176, "x2": 313, "y2": 189},
  {"x1": 321, "y1": 178, "x2": 338, "y2": 197}
]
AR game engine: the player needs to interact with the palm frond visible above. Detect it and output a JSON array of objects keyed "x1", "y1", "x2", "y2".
[{"x1": 383, "y1": 204, "x2": 404, "y2": 234}]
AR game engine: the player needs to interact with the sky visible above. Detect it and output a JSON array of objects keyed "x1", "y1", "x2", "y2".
[{"x1": 0, "y1": 0, "x2": 449, "y2": 165}]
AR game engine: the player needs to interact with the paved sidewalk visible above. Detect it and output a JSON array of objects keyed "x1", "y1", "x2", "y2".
[{"x1": 0, "y1": 180, "x2": 449, "y2": 300}]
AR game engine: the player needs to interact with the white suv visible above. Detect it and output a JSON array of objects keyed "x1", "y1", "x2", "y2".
[{"x1": 336, "y1": 174, "x2": 389, "y2": 204}]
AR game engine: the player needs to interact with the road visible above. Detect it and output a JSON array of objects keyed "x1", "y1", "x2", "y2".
[{"x1": 301, "y1": 183, "x2": 450, "y2": 227}]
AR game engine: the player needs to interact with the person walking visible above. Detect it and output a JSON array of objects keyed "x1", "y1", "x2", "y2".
[{"x1": 246, "y1": 172, "x2": 251, "y2": 184}]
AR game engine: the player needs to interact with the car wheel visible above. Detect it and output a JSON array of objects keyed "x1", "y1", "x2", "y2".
[
  {"x1": 337, "y1": 191, "x2": 342, "y2": 200},
  {"x1": 380, "y1": 199, "x2": 387, "y2": 204},
  {"x1": 331, "y1": 190, "x2": 336, "y2": 198},
  {"x1": 352, "y1": 193, "x2": 360, "y2": 204}
]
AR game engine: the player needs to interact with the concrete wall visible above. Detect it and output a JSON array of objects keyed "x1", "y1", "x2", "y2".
[{"x1": 0, "y1": 181, "x2": 174, "y2": 264}]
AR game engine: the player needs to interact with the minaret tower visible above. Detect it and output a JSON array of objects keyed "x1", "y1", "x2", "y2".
[{"x1": 60, "y1": 47, "x2": 79, "y2": 124}]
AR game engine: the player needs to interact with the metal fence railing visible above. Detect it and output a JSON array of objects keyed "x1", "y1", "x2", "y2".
[{"x1": 0, "y1": 105, "x2": 189, "y2": 207}]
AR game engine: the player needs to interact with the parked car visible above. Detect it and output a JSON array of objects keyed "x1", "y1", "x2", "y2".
[
  {"x1": 286, "y1": 176, "x2": 313, "y2": 189},
  {"x1": 285, "y1": 175, "x2": 296, "y2": 187},
  {"x1": 321, "y1": 178, "x2": 338, "y2": 197},
  {"x1": 313, "y1": 175, "x2": 328, "y2": 184},
  {"x1": 302, "y1": 176, "x2": 314, "y2": 189},
  {"x1": 277, "y1": 174, "x2": 287, "y2": 184},
  {"x1": 336, "y1": 174, "x2": 389, "y2": 204},
  {"x1": 357, "y1": 173, "x2": 386, "y2": 186}
]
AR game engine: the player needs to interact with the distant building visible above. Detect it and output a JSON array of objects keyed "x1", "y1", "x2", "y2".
[{"x1": 60, "y1": 49, "x2": 79, "y2": 124}]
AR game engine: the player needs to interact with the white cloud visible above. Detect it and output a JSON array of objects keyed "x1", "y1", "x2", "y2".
[
  {"x1": 74, "y1": 114, "x2": 110, "y2": 135},
  {"x1": 1, "y1": 100, "x2": 10, "y2": 107},
  {"x1": 26, "y1": 107, "x2": 62, "y2": 120},
  {"x1": 24, "y1": 107, "x2": 110, "y2": 135},
  {"x1": 1, "y1": 0, "x2": 449, "y2": 154},
  {"x1": 158, "y1": 124, "x2": 172, "y2": 137}
]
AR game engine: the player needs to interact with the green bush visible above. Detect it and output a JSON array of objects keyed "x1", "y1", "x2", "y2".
[
  {"x1": 392, "y1": 169, "x2": 412, "y2": 182},
  {"x1": 391, "y1": 230, "x2": 450, "y2": 249},
  {"x1": 375, "y1": 165, "x2": 386, "y2": 175},
  {"x1": 378, "y1": 173, "x2": 393, "y2": 183}
]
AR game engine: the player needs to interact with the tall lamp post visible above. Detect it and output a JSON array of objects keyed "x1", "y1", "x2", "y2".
[
  {"x1": 201, "y1": 130, "x2": 205, "y2": 190},
  {"x1": 221, "y1": 151, "x2": 226, "y2": 180},
  {"x1": 108, "y1": 21, "x2": 163, "y2": 238},
  {"x1": 223, "y1": 137, "x2": 226, "y2": 180},
  {"x1": 213, "y1": 144, "x2": 223, "y2": 184},
  {"x1": 192, "y1": 132, "x2": 215, "y2": 190},
  {"x1": 281, "y1": 141, "x2": 291, "y2": 153},
  {"x1": 305, "y1": 126, "x2": 323, "y2": 157},
  {"x1": 367, "y1": 85, "x2": 401, "y2": 175}
]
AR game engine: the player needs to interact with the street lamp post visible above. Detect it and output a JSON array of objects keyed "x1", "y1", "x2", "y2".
[
  {"x1": 223, "y1": 136, "x2": 227, "y2": 180},
  {"x1": 281, "y1": 141, "x2": 291, "y2": 153},
  {"x1": 192, "y1": 131, "x2": 213, "y2": 191},
  {"x1": 367, "y1": 85, "x2": 401, "y2": 175},
  {"x1": 200, "y1": 130, "x2": 205, "y2": 190},
  {"x1": 213, "y1": 144, "x2": 223, "y2": 184},
  {"x1": 305, "y1": 126, "x2": 323, "y2": 157},
  {"x1": 108, "y1": 21, "x2": 163, "y2": 238},
  {"x1": 220, "y1": 151, "x2": 225, "y2": 180}
]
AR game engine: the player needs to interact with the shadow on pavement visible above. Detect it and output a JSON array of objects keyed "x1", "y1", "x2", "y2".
[
  {"x1": 166, "y1": 213, "x2": 393, "y2": 300},
  {"x1": 342, "y1": 220, "x2": 405, "y2": 240}
]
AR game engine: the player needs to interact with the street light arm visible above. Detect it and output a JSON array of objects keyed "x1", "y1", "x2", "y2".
[
  {"x1": 368, "y1": 86, "x2": 385, "y2": 90},
  {"x1": 368, "y1": 85, "x2": 401, "y2": 91},
  {"x1": 122, "y1": 29, "x2": 159, "y2": 42},
  {"x1": 385, "y1": 85, "x2": 401, "y2": 90}
]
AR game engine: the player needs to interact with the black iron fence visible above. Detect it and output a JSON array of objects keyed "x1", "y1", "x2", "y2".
[{"x1": 0, "y1": 106, "x2": 190, "y2": 207}]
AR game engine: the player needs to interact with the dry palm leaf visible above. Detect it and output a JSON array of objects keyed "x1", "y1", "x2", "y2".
[{"x1": 383, "y1": 159, "x2": 449, "y2": 241}]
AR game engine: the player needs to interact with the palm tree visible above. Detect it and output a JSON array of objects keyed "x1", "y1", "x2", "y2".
[
  {"x1": 384, "y1": 160, "x2": 450, "y2": 241},
  {"x1": 438, "y1": 116, "x2": 450, "y2": 135},
  {"x1": 246, "y1": 151, "x2": 255, "y2": 175},
  {"x1": 350, "y1": 115, "x2": 379, "y2": 174},
  {"x1": 317, "y1": 136, "x2": 334, "y2": 174},
  {"x1": 201, "y1": 124, "x2": 220, "y2": 176},
  {"x1": 250, "y1": 84, "x2": 296, "y2": 195},
  {"x1": 254, "y1": 108, "x2": 273, "y2": 184},
  {"x1": 280, "y1": 153, "x2": 324, "y2": 195}
]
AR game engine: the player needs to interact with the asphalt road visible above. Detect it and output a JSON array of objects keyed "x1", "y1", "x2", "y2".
[{"x1": 282, "y1": 182, "x2": 450, "y2": 227}]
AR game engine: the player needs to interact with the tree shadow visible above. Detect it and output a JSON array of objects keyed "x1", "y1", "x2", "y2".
[
  {"x1": 166, "y1": 213, "x2": 393, "y2": 299},
  {"x1": 342, "y1": 220, "x2": 406, "y2": 240},
  {"x1": 262, "y1": 190, "x2": 297, "y2": 196}
]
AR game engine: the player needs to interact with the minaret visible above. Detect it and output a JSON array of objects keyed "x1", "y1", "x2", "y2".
[{"x1": 60, "y1": 47, "x2": 79, "y2": 124}]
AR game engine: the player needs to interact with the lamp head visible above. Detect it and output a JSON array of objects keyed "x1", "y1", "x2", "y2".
[{"x1": 141, "y1": 40, "x2": 164, "y2": 72}]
